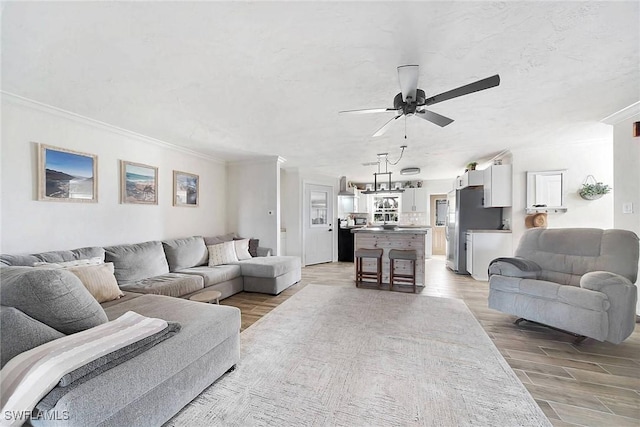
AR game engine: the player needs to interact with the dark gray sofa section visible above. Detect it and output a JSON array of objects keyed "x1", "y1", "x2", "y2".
[
  {"x1": 34, "y1": 295, "x2": 240, "y2": 427},
  {"x1": 0, "y1": 265, "x2": 240, "y2": 427}
]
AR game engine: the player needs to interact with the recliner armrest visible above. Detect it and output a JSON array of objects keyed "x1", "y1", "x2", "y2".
[
  {"x1": 256, "y1": 247, "x2": 272, "y2": 257},
  {"x1": 488, "y1": 257, "x2": 541, "y2": 279},
  {"x1": 580, "y1": 271, "x2": 637, "y2": 344},
  {"x1": 580, "y1": 271, "x2": 633, "y2": 291}
]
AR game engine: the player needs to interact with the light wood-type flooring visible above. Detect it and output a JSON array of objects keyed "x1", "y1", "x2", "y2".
[{"x1": 221, "y1": 257, "x2": 640, "y2": 427}]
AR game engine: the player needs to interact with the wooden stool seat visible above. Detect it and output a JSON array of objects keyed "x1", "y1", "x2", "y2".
[
  {"x1": 355, "y1": 248, "x2": 383, "y2": 287},
  {"x1": 389, "y1": 249, "x2": 418, "y2": 293},
  {"x1": 388, "y1": 249, "x2": 418, "y2": 260}
]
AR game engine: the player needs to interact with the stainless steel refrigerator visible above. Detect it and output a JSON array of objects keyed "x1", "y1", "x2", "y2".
[{"x1": 446, "y1": 187, "x2": 502, "y2": 273}]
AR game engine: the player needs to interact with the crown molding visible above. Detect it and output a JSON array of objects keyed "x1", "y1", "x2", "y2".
[
  {"x1": 601, "y1": 101, "x2": 640, "y2": 125},
  {"x1": 227, "y1": 155, "x2": 285, "y2": 167},
  {"x1": 1, "y1": 91, "x2": 225, "y2": 164}
]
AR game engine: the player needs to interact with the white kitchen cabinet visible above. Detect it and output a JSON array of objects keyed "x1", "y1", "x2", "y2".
[
  {"x1": 401, "y1": 188, "x2": 428, "y2": 212},
  {"x1": 456, "y1": 170, "x2": 484, "y2": 189},
  {"x1": 483, "y1": 164, "x2": 512, "y2": 207},
  {"x1": 466, "y1": 231, "x2": 513, "y2": 281}
]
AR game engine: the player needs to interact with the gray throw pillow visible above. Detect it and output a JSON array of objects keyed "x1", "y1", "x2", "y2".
[
  {"x1": 104, "y1": 241, "x2": 170, "y2": 285},
  {"x1": 162, "y1": 236, "x2": 208, "y2": 271},
  {"x1": 0, "y1": 267, "x2": 108, "y2": 334},
  {"x1": 0, "y1": 306, "x2": 66, "y2": 368}
]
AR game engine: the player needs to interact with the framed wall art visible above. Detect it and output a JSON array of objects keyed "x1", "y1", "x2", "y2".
[
  {"x1": 120, "y1": 160, "x2": 158, "y2": 205},
  {"x1": 38, "y1": 144, "x2": 98, "y2": 202},
  {"x1": 173, "y1": 170, "x2": 199, "y2": 207}
]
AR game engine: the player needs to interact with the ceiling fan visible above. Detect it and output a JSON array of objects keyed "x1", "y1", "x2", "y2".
[{"x1": 340, "y1": 65, "x2": 500, "y2": 137}]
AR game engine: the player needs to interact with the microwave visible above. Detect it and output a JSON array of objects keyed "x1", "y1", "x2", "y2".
[{"x1": 354, "y1": 217, "x2": 367, "y2": 226}]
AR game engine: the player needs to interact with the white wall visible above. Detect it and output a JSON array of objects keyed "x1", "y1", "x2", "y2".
[
  {"x1": 226, "y1": 157, "x2": 282, "y2": 254},
  {"x1": 609, "y1": 108, "x2": 640, "y2": 314},
  {"x1": 510, "y1": 136, "x2": 614, "y2": 246},
  {"x1": 612, "y1": 112, "x2": 640, "y2": 234},
  {"x1": 1, "y1": 94, "x2": 227, "y2": 254},
  {"x1": 281, "y1": 168, "x2": 301, "y2": 257}
]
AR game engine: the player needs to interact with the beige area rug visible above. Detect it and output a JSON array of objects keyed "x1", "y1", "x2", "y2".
[{"x1": 167, "y1": 285, "x2": 551, "y2": 426}]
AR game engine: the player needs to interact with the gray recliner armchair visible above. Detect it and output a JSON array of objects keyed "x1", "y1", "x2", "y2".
[{"x1": 488, "y1": 228, "x2": 639, "y2": 344}]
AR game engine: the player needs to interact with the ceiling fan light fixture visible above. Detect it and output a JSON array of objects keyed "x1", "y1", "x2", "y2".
[{"x1": 400, "y1": 167, "x2": 420, "y2": 175}]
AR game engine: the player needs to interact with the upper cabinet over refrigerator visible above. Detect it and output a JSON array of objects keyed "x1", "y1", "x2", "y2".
[{"x1": 483, "y1": 164, "x2": 512, "y2": 207}]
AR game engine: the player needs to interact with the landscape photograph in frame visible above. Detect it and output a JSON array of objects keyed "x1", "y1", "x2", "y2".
[
  {"x1": 38, "y1": 144, "x2": 97, "y2": 202},
  {"x1": 173, "y1": 170, "x2": 199, "y2": 207},
  {"x1": 121, "y1": 160, "x2": 158, "y2": 205}
]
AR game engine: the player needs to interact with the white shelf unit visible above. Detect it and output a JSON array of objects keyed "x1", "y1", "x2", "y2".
[{"x1": 372, "y1": 195, "x2": 400, "y2": 223}]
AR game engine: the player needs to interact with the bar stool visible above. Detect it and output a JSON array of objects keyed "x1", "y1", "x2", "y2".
[
  {"x1": 389, "y1": 249, "x2": 418, "y2": 293},
  {"x1": 354, "y1": 248, "x2": 384, "y2": 287}
]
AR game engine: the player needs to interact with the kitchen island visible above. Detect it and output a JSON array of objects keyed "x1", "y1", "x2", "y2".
[{"x1": 351, "y1": 227, "x2": 432, "y2": 287}]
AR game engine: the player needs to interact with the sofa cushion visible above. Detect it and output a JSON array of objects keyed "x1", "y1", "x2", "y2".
[
  {"x1": 515, "y1": 228, "x2": 640, "y2": 285},
  {"x1": 208, "y1": 242, "x2": 239, "y2": 266},
  {"x1": 178, "y1": 265, "x2": 242, "y2": 287},
  {"x1": 0, "y1": 267, "x2": 108, "y2": 334},
  {"x1": 491, "y1": 276, "x2": 609, "y2": 312},
  {"x1": 67, "y1": 263, "x2": 124, "y2": 303},
  {"x1": 203, "y1": 233, "x2": 237, "y2": 246},
  {"x1": 233, "y1": 239, "x2": 252, "y2": 261},
  {"x1": 162, "y1": 236, "x2": 208, "y2": 272},
  {"x1": 119, "y1": 273, "x2": 204, "y2": 298},
  {"x1": 0, "y1": 247, "x2": 105, "y2": 267},
  {"x1": 104, "y1": 241, "x2": 170, "y2": 285},
  {"x1": 236, "y1": 256, "x2": 301, "y2": 278},
  {"x1": 0, "y1": 306, "x2": 66, "y2": 368}
]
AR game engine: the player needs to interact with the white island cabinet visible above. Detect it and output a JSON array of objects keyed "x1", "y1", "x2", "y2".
[
  {"x1": 352, "y1": 227, "x2": 431, "y2": 286},
  {"x1": 466, "y1": 230, "x2": 512, "y2": 281}
]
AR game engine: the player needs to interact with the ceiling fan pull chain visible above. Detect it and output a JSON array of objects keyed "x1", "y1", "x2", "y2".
[{"x1": 405, "y1": 116, "x2": 407, "y2": 139}]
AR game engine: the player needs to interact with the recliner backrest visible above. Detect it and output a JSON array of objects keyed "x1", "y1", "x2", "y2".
[{"x1": 515, "y1": 228, "x2": 639, "y2": 286}]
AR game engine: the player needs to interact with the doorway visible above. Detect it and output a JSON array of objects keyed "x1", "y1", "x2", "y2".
[
  {"x1": 304, "y1": 183, "x2": 334, "y2": 265},
  {"x1": 430, "y1": 194, "x2": 447, "y2": 255}
]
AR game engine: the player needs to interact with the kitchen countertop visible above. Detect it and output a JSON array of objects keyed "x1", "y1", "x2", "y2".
[
  {"x1": 351, "y1": 226, "x2": 430, "y2": 234},
  {"x1": 466, "y1": 229, "x2": 512, "y2": 233}
]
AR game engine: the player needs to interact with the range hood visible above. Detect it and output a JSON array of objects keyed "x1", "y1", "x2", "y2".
[{"x1": 338, "y1": 176, "x2": 355, "y2": 196}]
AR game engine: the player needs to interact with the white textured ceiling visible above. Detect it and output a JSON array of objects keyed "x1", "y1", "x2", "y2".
[{"x1": 2, "y1": 1, "x2": 639, "y2": 182}]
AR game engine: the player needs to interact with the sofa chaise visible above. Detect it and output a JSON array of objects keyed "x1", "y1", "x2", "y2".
[{"x1": 488, "y1": 228, "x2": 639, "y2": 344}]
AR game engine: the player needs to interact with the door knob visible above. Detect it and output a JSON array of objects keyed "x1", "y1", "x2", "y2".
[{"x1": 328, "y1": 229, "x2": 333, "y2": 232}]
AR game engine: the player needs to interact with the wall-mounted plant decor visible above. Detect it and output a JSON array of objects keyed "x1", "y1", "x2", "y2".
[{"x1": 579, "y1": 175, "x2": 611, "y2": 200}]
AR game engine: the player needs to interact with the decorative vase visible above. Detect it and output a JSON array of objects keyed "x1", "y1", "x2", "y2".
[{"x1": 579, "y1": 192, "x2": 603, "y2": 201}]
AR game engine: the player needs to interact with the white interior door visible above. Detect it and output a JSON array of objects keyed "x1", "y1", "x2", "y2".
[{"x1": 304, "y1": 183, "x2": 334, "y2": 265}]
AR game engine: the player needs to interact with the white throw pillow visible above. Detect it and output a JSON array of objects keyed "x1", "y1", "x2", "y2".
[
  {"x1": 66, "y1": 262, "x2": 124, "y2": 303},
  {"x1": 33, "y1": 256, "x2": 104, "y2": 268},
  {"x1": 234, "y1": 239, "x2": 252, "y2": 260},
  {"x1": 208, "y1": 242, "x2": 239, "y2": 266}
]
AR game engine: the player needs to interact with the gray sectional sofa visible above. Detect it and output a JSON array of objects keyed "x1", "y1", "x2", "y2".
[{"x1": 0, "y1": 234, "x2": 302, "y2": 426}]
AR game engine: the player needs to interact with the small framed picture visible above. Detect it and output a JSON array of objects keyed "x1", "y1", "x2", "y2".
[
  {"x1": 173, "y1": 170, "x2": 199, "y2": 207},
  {"x1": 38, "y1": 144, "x2": 98, "y2": 202},
  {"x1": 120, "y1": 160, "x2": 158, "y2": 205}
]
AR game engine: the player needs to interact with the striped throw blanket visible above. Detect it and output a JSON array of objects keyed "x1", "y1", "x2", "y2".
[{"x1": 0, "y1": 311, "x2": 168, "y2": 427}]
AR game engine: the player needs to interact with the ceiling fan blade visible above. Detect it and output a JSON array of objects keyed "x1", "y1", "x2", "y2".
[
  {"x1": 415, "y1": 110, "x2": 454, "y2": 127},
  {"x1": 339, "y1": 108, "x2": 398, "y2": 114},
  {"x1": 397, "y1": 65, "x2": 419, "y2": 103},
  {"x1": 425, "y1": 74, "x2": 500, "y2": 106},
  {"x1": 372, "y1": 114, "x2": 402, "y2": 137}
]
